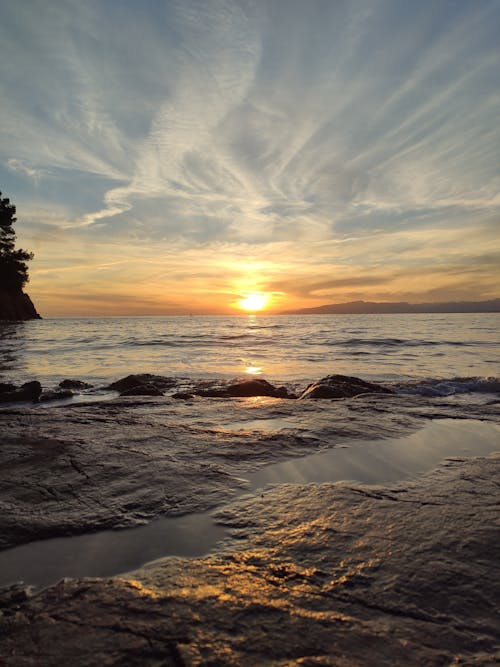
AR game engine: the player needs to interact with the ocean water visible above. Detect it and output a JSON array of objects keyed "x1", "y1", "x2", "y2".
[{"x1": 0, "y1": 313, "x2": 499, "y2": 393}]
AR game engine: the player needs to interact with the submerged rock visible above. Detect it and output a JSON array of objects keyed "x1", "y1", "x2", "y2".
[
  {"x1": 0, "y1": 380, "x2": 42, "y2": 404},
  {"x1": 300, "y1": 374, "x2": 393, "y2": 399},
  {"x1": 59, "y1": 379, "x2": 93, "y2": 390},
  {"x1": 39, "y1": 389, "x2": 74, "y2": 403}
]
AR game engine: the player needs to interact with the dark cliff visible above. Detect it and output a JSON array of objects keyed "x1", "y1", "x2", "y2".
[{"x1": 0, "y1": 289, "x2": 41, "y2": 321}]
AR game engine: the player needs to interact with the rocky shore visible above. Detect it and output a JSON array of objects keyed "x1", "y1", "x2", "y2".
[
  {"x1": 0, "y1": 374, "x2": 498, "y2": 551},
  {"x1": 0, "y1": 372, "x2": 499, "y2": 664},
  {"x1": 1, "y1": 455, "x2": 499, "y2": 665}
]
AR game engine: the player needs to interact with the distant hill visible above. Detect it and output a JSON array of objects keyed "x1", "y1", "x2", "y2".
[{"x1": 281, "y1": 298, "x2": 500, "y2": 315}]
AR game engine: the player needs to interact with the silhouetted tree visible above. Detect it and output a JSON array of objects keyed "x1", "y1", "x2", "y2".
[{"x1": 0, "y1": 192, "x2": 33, "y2": 290}]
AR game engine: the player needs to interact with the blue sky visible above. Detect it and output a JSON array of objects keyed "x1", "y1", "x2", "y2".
[{"x1": 1, "y1": 0, "x2": 499, "y2": 314}]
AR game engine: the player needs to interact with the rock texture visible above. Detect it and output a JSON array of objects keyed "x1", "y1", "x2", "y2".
[
  {"x1": 0, "y1": 391, "x2": 498, "y2": 551},
  {"x1": 1, "y1": 455, "x2": 498, "y2": 666},
  {"x1": 300, "y1": 374, "x2": 393, "y2": 399},
  {"x1": 0, "y1": 289, "x2": 41, "y2": 320},
  {"x1": 0, "y1": 396, "x2": 328, "y2": 550}
]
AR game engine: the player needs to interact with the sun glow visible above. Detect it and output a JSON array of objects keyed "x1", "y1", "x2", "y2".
[{"x1": 237, "y1": 293, "x2": 270, "y2": 312}]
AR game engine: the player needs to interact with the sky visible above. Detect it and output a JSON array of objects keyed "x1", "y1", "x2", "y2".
[{"x1": 1, "y1": 0, "x2": 499, "y2": 316}]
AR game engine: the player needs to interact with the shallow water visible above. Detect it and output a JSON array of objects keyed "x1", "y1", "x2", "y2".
[
  {"x1": 0, "y1": 418, "x2": 498, "y2": 591},
  {"x1": 249, "y1": 418, "x2": 500, "y2": 487}
]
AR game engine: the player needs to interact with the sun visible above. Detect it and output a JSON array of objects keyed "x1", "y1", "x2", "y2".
[{"x1": 237, "y1": 293, "x2": 270, "y2": 312}]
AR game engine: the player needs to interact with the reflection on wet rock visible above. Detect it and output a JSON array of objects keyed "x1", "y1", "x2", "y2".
[
  {"x1": 0, "y1": 390, "x2": 498, "y2": 551},
  {"x1": 1, "y1": 456, "x2": 498, "y2": 665}
]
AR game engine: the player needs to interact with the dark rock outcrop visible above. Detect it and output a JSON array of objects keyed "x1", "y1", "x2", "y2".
[
  {"x1": 196, "y1": 379, "x2": 293, "y2": 399},
  {"x1": 107, "y1": 374, "x2": 176, "y2": 395},
  {"x1": 0, "y1": 380, "x2": 42, "y2": 404},
  {"x1": 0, "y1": 289, "x2": 41, "y2": 321},
  {"x1": 300, "y1": 374, "x2": 393, "y2": 399}
]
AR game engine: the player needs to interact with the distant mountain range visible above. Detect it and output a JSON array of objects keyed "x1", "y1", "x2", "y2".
[{"x1": 281, "y1": 298, "x2": 500, "y2": 315}]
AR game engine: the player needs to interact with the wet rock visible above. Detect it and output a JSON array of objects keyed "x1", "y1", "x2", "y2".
[
  {"x1": 225, "y1": 379, "x2": 282, "y2": 398},
  {"x1": 0, "y1": 380, "x2": 42, "y2": 404},
  {"x1": 0, "y1": 456, "x2": 498, "y2": 665},
  {"x1": 0, "y1": 382, "x2": 16, "y2": 393},
  {"x1": 120, "y1": 385, "x2": 164, "y2": 397},
  {"x1": 0, "y1": 393, "x2": 394, "y2": 550},
  {"x1": 0, "y1": 394, "x2": 500, "y2": 549},
  {"x1": 59, "y1": 379, "x2": 93, "y2": 390},
  {"x1": 0, "y1": 392, "x2": 497, "y2": 551},
  {"x1": 107, "y1": 374, "x2": 176, "y2": 393},
  {"x1": 39, "y1": 389, "x2": 74, "y2": 403},
  {"x1": 300, "y1": 374, "x2": 393, "y2": 399},
  {"x1": 197, "y1": 379, "x2": 292, "y2": 398}
]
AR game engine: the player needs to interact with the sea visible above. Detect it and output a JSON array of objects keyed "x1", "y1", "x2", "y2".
[{"x1": 1, "y1": 312, "x2": 499, "y2": 393}]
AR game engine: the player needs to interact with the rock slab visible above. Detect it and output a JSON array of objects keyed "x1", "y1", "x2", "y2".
[{"x1": 0, "y1": 455, "x2": 498, "y2": 666}]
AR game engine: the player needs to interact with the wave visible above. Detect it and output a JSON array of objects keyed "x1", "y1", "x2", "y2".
[
  {"x1": 397, "y1": 376, "x2": 500, "y2": 396},
  {"x1": 119, "y1": 335, "x2": 271, "y2": 348},
  {"x1": 322, "y1": 337, "x2": 489, "y2": 348}
]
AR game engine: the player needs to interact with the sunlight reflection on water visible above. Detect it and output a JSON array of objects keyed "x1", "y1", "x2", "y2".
[{"x1": 244, "y1": 365, "x2": 263, "y2": 375}]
